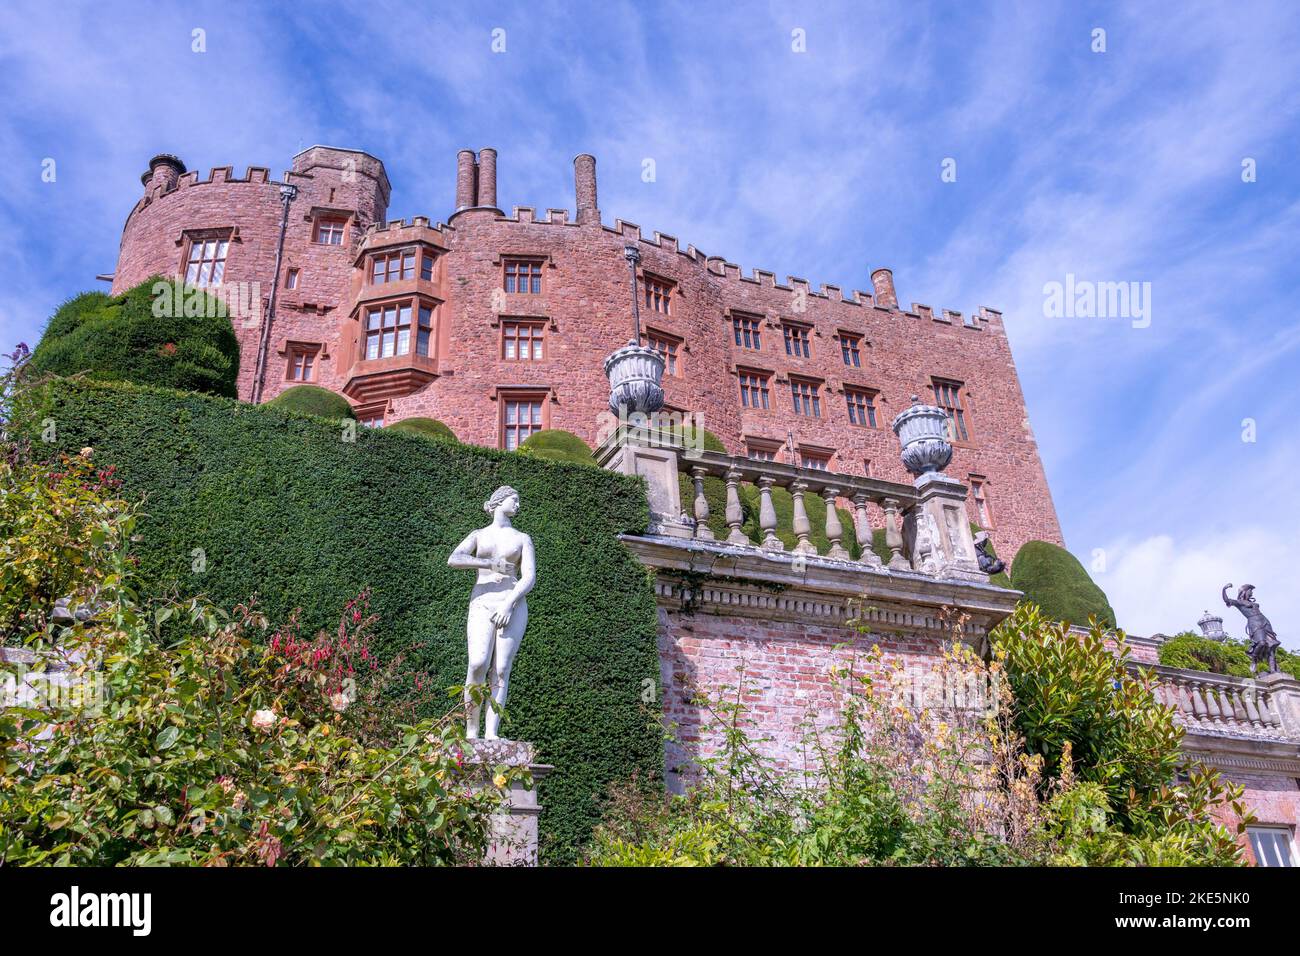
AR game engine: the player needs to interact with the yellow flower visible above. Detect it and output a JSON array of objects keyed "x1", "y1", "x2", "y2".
[{"x1": 493, "y1": 772, "x2": 508, "y2": 789}]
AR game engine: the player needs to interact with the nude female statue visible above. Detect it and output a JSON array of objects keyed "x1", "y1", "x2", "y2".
[
  {"x1": 1222, "y1": 583, "x2": 1279, "y2": 675},
  {"x1": 448, "y1": 486, "x2": 537, "y2": 739}
]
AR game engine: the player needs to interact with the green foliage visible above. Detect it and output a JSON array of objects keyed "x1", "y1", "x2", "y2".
[
  {"x1": 518, "y1": 429, "x2": 595, "y2": 465},
  {"x1": 737, "y1": 483, "x2": 861, "y2": 559},
  {"x1": 386, "y1": 417, "x2": 457, "y2": 442},
  {"x1": 27, "y1": 278, "x2": 239, "y2": 397},
  {"x1": 267, "y1": 385, "x2": 356, "y2": 421},
  {"x1": 0, "y1": 451, "x2": 512, "y2": 866},
  {"x1": 16, "y1": 378, "x2": 663, "y2": 862},
  {"x1": 992, "y1": 602, "x2": 1248, "y2": 861},
  {"x1": 0, "y1": 450, "x2": 126, "y2": 643},
  {"x1": 1159, "y1": 632, "x2": 1253, "y2": 678},
  {"x1": 1010, "y1": 540, "x2": 1116, "y2": 628}
]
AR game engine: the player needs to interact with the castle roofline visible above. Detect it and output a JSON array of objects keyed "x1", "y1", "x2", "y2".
[{"x1": 292, "y1": 145, "x2": 392, "y2": 193}]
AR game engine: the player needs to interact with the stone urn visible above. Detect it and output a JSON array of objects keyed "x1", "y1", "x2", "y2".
[
  {"x1": 891, "y1": 396, "x2": 952, "y2": 477},
  {"x1": 604, "y1": 341, "x2": 665, "y2": 416}
]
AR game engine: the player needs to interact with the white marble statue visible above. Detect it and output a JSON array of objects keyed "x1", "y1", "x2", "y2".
[{"x1": 448, "y1": 486, "x2": 537, "y2": 739}]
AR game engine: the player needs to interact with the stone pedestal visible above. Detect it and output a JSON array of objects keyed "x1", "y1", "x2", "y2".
[
  {"x1": 596, "y1": 431, "x2": 693, "y2": 538},
  {"x1": 1258, "y1": 672, "x2": 1300, "y2": 737},
  {"x1": 908, "y1": 472, "x2": 985, "y2": 582},
  {"x1": 463, "y1": 739, "x2": 551, "y2": 866}
]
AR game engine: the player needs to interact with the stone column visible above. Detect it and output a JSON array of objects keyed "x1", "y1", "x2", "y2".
[
  {"x1": 822, "y1": 486, "x2": 850, "y2": 560},
  {"x1": 882, "y1": 498, "x2": 907, "y2": 569},
  {"x1": 853, "y1": 494, "x2": 883, "y2": 566},
  {"x1": 691, "y1": 466, "x2": 714, "y2": 541},
  {"x1": 464, "y1": 739, "x2": 551, "y2": 866},
  {"x1": 758, "y1": 476, "x2": 782, "y2": 550},
  {"x1": 724, "y1": 468, "x2": 748, "y2": 546},
  {"x1": 790, "y1": 481, "x2": 816, "y2": 555},
  {"x1": 912, "y1": 472, "x2": 984, "y2": 582}
]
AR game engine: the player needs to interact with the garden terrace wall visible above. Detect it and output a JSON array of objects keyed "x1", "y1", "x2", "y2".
[{"x1": 24, "y1": 377, "x2": 662, "y2": 862}]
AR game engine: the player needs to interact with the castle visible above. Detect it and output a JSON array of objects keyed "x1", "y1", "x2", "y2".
[{"x1": 111, "y1": 146, "x2": 1062, "y2": 563}]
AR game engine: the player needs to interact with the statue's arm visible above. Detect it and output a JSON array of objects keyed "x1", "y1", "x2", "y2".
[
  {"x1": 448, "y1": 529, "x2": 490, "y2": 570},
  {"x1": 1221, "y1": 585, "x2": 1242, "y2": 609},
  {"x1": 510, "y1": 536, "x2": 537, "y2": 603}
]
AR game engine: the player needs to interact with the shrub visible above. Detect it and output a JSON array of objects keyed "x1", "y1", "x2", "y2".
[
  {"x1": 1159, "y1": 632, "x2": 1253, "y2": 677},
  {"x1": 992, "y1": 602, "x2": 1247, "y2": 859},
  {"x1": 267, "y1": 384, "x2": 355, "y2": 421},
  {"x1": 518, "y1": 429, "x2": 595, "y2": 465},
  {"x1": 387, "y1": 417, "x2": 457, "y2": 442},
  {"x1": 16, "y1": 377, "x2": 662, "y2": 862},
  {"x1": 27, "y1": 278, "x2": 239, "y2": 397},
  {"x1": 1010, "y1": 540, "x2": 1116, "y2": 628}
]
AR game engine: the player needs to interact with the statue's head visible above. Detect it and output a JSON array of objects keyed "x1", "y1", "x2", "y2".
[
  {"x1": 1238, "y1": 584, "x2": 1256, "y2": 604},
  {"x1": 484, "y1": 485, "x2": 520, "y2": 518}
]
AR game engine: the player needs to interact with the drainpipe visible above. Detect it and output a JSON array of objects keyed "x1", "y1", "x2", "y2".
[
  {"x1": 252, "y1": 182, "x2": 298, "y2": 404},
  {"x1": 623, "y1": 244, "x2": 642, "y2": 344}
]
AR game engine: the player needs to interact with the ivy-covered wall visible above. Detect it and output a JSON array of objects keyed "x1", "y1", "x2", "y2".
[{"x1": 25, "y1": 378, "x2": 663, "y2": 862}]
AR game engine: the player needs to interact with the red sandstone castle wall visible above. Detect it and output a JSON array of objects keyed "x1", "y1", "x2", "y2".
[{"x1": 108, "y1": 147, "x2": 1062, "y2": 560}]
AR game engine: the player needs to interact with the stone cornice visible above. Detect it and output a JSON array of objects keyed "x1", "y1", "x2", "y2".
[
  {"x1": 621, "y1": 533, "x2": 1020, "y2": 632},
  {"x1": 1180, "y1": 733, "x2": 1300, "y2": 776}
]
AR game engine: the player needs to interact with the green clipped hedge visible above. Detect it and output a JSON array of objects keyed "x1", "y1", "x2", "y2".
[
  {"x1": 519, "y1": 429, "x2": 596, "y2": 465},
  {"x1": 1010, "y1": 540, "x2": 1116, "y2": 628},
  {"x1": 387, "y1": 416, "x2": 456, "y2": 441},
  {"x1": 267, "y1": 384, "x2": 356, "y2": 420},
  {"x1": 21, "y1": 378, "x2": 662, "y2": 862},
  {"x1": 28, "y1": 278, "x2": 239, "y2": 397}
]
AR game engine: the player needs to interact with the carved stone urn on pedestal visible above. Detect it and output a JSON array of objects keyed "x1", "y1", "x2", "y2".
[
  {"x1": 891, "y1": 396, "x2": 953, "y2": 478},
  {"x1": 603, "y1": 342, "x2": 665, "y2": 417}
]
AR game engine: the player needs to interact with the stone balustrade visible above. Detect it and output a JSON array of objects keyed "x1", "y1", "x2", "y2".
[
  {"x1": 678, "y1": 449, "x2": 919, "y2": 569},
  {"x1": 1146, "y1": 663, "x2": 1300, "y2": 741}
]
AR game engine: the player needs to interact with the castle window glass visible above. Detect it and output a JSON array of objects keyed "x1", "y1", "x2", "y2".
[
  {"x1": 845, "y1": 387, "x2": 878, "y2": 428},
  {"x1": 314, "y1": 217, "x2": 346, "y2": 245},
  {"x1": 421, "y1": 251, "x2": 435, "y2": 281},
  {"x1": 783, "y1": 323, "x2": 811, "y2": 359},
  {"x1": 285, "y1": 268, "x2": 299, "y2": 290},
  {"x1": 747, "y1": 441, "x2": 778, "y2": 462},
  {"x1": 503, "y1": 320, "x2": 545, "y2": 361},
  {"x1": 416, "y1": 305, "x2": 434, "y2": 357},
  {"x1": 286, "y1": 346, "x2": 317, "y2": 382},
  {"x1": 739, "y1": 370, "x2": 770, "y2": 409},
  {"x1": 502, "y1": 396, "x2": 545, "y2": 450},
  {"x1": 185, "y1": 237, "x2": 228, "y2": 287},
  {"x1": 643, "y1": 275, "x2": 673, "y2": 315},
  {"x1": 1248, "y1": 827, "x2": 1296, "y2": 867},
  {"x1": 800, "y1": 450, "x2": 831, "y2": 471},
  {"x1": 733, "y1": 313, "x2": 762, "y2": 350},
  {"x1": 504, "y1": 258, "x2": 543, "y2": 294},
  {"x1": 371, "y1": 250, "x2": 416, "y2": 284},
  {"x1": 932, "y1": 379, "x2": 970, "y2": 442},
  {"x1": 840, "y1": 333, "x2": 862, "y2": 367},
  {"x1": 791, "y1": 378, "x2": 821, "y2": 417},
  {"x1": 364, "y1": 302, "x2": 412, "y2": 359}
]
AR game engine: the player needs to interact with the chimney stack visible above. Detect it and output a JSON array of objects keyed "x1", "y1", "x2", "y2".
[
  {"x1": 477, "y1": 148, "x2": 498, "y2": 209},
  {"x1": 574, "y1": 154, "x2": 598, "y2": 225},
  {"x1": 871, "y1": 267, "x2": 898, "y2": 309},
  {"x1": 142, "y1": 153, "x2": 186, "y2": 194},
  {"x1": 455, "y1": 149, "x2": 477, "y2": 209}
]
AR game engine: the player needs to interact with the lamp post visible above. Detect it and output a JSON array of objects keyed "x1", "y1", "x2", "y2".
[
  {"x1": 603, "y1": 243, "x2": 664, "y2": 417},
  {"x1": 624, "y1": 244, "x2": 642, "y2": 344}
]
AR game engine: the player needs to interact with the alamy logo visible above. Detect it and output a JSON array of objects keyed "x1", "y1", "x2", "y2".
[
  {"x1": 49, "y1": 886, "x2": 152, "y2": 936},
  {"x1": 1042, "y1": 273, "x2": 1151, "y2": 328}
]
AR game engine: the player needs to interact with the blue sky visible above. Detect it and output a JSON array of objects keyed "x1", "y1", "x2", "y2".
[{"x1": 1, "y1": 1, "x2": 1297, "y2": 643}]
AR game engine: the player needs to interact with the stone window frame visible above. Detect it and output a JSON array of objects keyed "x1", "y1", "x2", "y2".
[
  {"x1": 1247, "y1": 826, "x2": 1297, "y2": 867},
  {"x1": 931, "y1": 376, "x2": 973, "y2": 444},
  {"x1": 838, "y1": 330, "x2": 863, "y2": 368},
  {"x1": 782, "y1": 320, "x2": 813, "y2": 360},
  {"x1": 789, "y1": 374, "x2": 823, "y2": 418},
  {"x1": 502, "y1": 256, "x2": 545, "y2": 295},
  {"x1": 736, "y1": 365, "x2": 773, "y2": 410},
  {"x1": 501, "y1": 318, "x2": 547, "y2": 362},
  {"x1": 730, "y1": 310, "x2": 764, "y2": 351},
  {"x1": 312, "y1": 215, "x2": 349, "y2": 246},
  {"x1": 969, "y1": 474, "x2": 993, "y2": 528},
  {"x1": 285, "y1": 267, "x2": 300, "y2": 290},
  {"x1": 179, "y1": 227, "x2": 235, "y2": 287},
  {"x1": 843, "y1": 385, "x2": 880, "y2": 429},
  {"x1": 642, "y1": 326, "x2": 683, "y2": 377},
  {"x1": 283, "y1": 341, "x2": 323, "y2": 383},
  {"x1": 493, "y1": 386, "x2": 553, "y2": 450},
  {"x1": 354, "y1": 399, "x2": 390, "y2": 429},
  {"x1": 744, "y1": 436, "x2": 782, "y2": 462},
  {"x1": 640, "y1": 271, "x2": 675, "y2": 316},
  {"x1": 797, "y1": 443, "x2": 835, "y2": 471}
]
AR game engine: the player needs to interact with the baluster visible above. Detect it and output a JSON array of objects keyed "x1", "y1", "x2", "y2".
[
  {"x1": 757, "y1": 476, "x2": 782, "y2": 550},
  {"x1": 1243, "y1": 686, "x2": 1263, "y2": 727},
  {"x1": 853, "y1": 493, "x2": 882, "y2": 566},
  {"x1": 882, "y1": 498, "x2": 906, "y2": 569},
  {"x1": 1258, "y1": 690, "x2": 1281, "y2": 729},
  {"x1": 1188, "y1": 682, "x2": 1208, "y2": 723},
  {"x1": 789, "y1": 480, "x2": 816, "y2": 555},
  {"x1": 723, "y1": 468, "x2": 748, "y2": 546},
  {"x1": 1204, "y1": 684, "x2": 1223, "y2": 724},
  {"x1": 690, "y1": 466, "x2": 714, "y2": 541},
  {"x1": 1228, "y1": 687, "x2": 1249, "y2": 725},
  {"x1": 822, "y1": 486, "x2": 850, "y2": 560}
]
